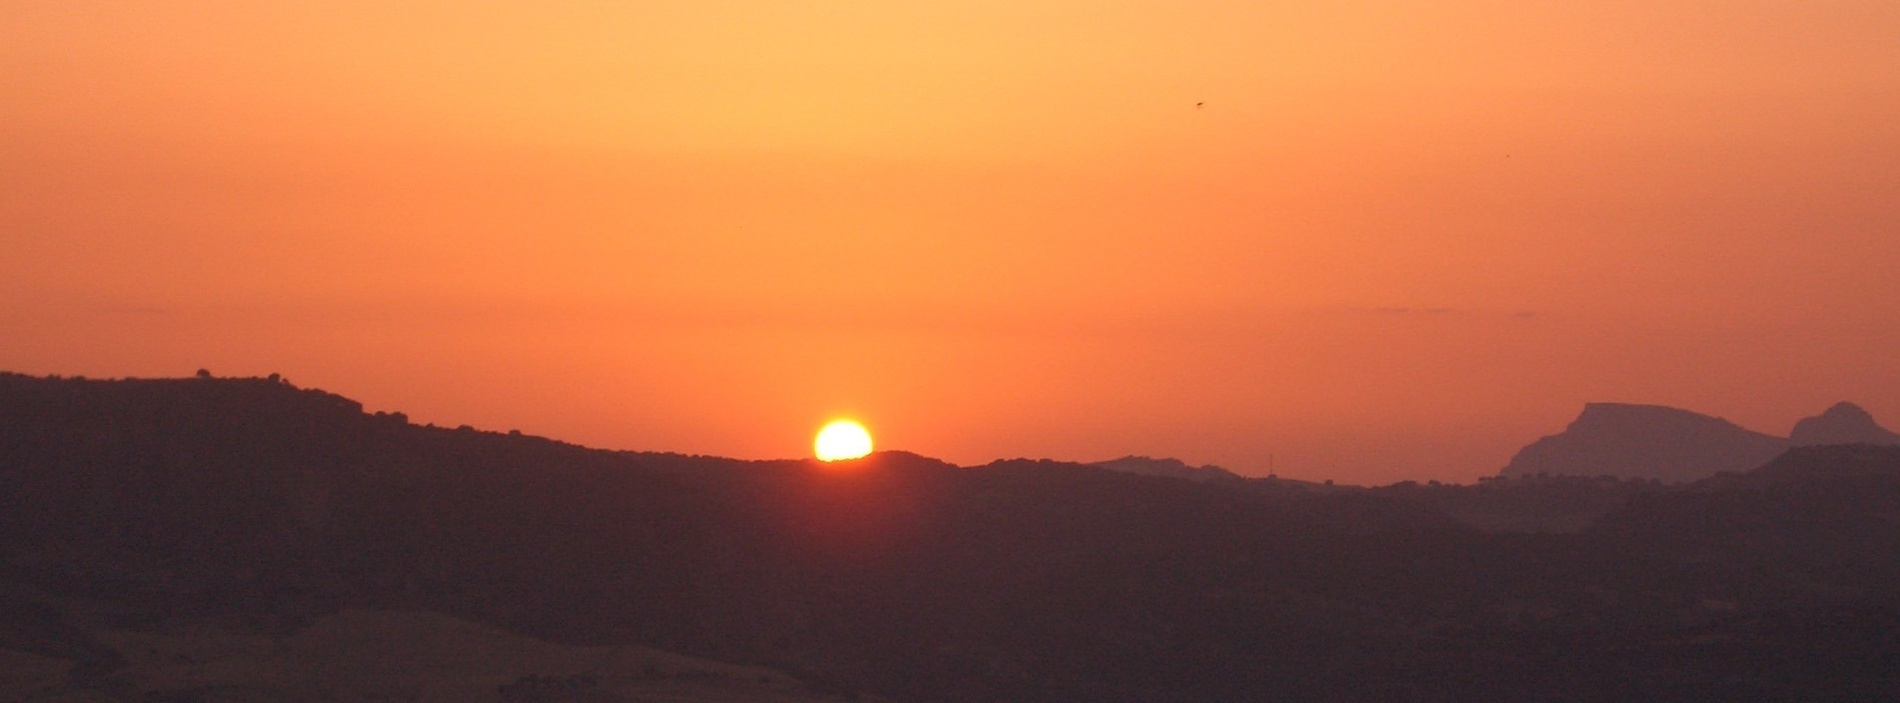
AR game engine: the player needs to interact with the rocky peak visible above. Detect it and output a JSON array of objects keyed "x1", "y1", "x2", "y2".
[
  {"x1": 1790, "y1": 402, "x2": 1900, "y2": 446},
  {"x1": 1502, "y1": 403, "x2": 1788, "y2": 482}
]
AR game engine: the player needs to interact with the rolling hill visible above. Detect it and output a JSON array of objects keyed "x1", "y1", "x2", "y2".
[{"x1": 4, "y1": 372, "x2": 1899, "y2": 701}]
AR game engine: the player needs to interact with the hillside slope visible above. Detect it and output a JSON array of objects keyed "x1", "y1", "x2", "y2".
[{"x1": 5, "y1": 373, "x2": 1900, "y2": 701}]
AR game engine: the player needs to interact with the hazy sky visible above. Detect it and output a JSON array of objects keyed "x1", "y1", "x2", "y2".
[{"x1": 5, "y1": 1, "x2": 1898, "y2": 482}]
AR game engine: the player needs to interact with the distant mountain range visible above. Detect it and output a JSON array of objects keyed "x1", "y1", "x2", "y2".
[
  {"x1": 1088, "y1": 456, "x2": 1241, "y2": 483},
  {"x1": 1502, "y1": 401, "x2": 1900, "y2": 482},
  {"x1": 5, "y1": 371, "x2": 1900, "y2": 701}
]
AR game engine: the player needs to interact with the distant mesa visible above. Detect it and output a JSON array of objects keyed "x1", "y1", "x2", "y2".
[
  {"x1": 1790, "y1": 401, "x2": 1900, "y2": 446},
  {"x1": 1503, "y1": 400, "x2": 1898, "y2": 482},
  {"x1": 1501, "y1": 403, "x2": 1786, "y2": 482},
  {"x1": 1091, "y1": 455, "x2": 1241, "y2": 483}
]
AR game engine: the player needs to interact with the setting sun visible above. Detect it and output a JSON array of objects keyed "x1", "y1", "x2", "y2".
[{"x1": 814, "y1": 420, "x2": 874, "y2": 461}]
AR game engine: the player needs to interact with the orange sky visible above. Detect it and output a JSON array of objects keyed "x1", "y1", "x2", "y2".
[{"x1": 5, "y1": 1, "x2": 1898, "y2": 482}]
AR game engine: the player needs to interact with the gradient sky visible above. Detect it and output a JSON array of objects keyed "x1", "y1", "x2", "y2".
[{"x1": 5, "y1": 1, "x2": 1898, "y2": 483}]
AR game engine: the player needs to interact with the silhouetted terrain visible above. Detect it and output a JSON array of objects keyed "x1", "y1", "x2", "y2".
[
  {"x1": 3, "y1": 373, "x2": 1899, "y2": 701},
  {"x1": 0, "y1": 607, "x2": 856, "y2": 703},
  {"x1": 1502, "y1": 400, "x2": 1899, "y2": 482},
  {"x1": 1790, "y1": 402, "x2": 1900, "y2": 447},
  {"x1": 1502, "y1": 403, "x2": 1788, "y2": 481},
  {"x1": 1090, "y1": 456, "x2": 1242, "y2": 483}
]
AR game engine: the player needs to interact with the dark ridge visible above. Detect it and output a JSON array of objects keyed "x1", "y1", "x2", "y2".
[
  {"x1": 1501, "y1": 402, "x2": 1788, "y2": 482},
  {"x1": 5, "y1": 372, "x2": 1900, "y2": 701},
  {"x1": 1693, "y1": 443, "x2": 1900, "y2": 491},
  {"x1": 1790, "y1": 402, "x2": 1900, "y2": 447},
  {"x1": 1089, "y1": 456, "x2": 1242, "y2": 483}
]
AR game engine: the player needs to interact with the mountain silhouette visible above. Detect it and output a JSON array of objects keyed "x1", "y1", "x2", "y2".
[
  {"x1": 1789, "y1": 401, "x2": 1900, "y2": 446},
  {"x1": 1089, "y1": 455, "x2": 1242, "y2": 483},
  {"x1": 1501, "y1": 403, "x2": 1788, "y2": 481},
  {"x1": 1502, "y1": 400, "x2": 1899, "y2": 482},
  {"x1": 6, "y1": 372, "x2": 1900, "y2": 701}
]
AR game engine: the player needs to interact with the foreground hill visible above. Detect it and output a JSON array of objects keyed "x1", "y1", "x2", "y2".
[
  {"x1": 4, "y1": 372, "x2": 1899, "y2": 701},
  {"x1": 0, "y1": 606, "x2": 853, "y2": 702}
]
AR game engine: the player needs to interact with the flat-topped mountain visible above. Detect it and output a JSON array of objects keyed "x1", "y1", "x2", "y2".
[
  {"x1": 1502, "y1": 400, "x2": 1896, "y2": 482},
  {"x1": 1501, "y1": 403, "x2": 1788, "y2": 481}
]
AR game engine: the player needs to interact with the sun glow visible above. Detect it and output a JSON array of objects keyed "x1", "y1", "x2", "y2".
[{"x1": 814, "y1": 420, "x2": 873, "y2": 461}]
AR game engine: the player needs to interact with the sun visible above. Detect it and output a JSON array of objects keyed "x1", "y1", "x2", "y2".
[{"x1": 814, "y1": 420, "x2": 873, "y2": 461}]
